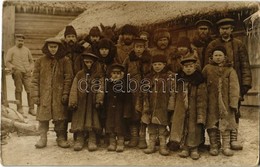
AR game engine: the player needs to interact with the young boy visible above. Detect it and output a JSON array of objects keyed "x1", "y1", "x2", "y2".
[
  {"x1": 143, "y1": 54, "x2": 174, "y2": 156},
  {"x1": 69, "y1": 51, "x2": 104, "y2": 151},
  {"x1": 105, "y1": 63, "x2": 126, "y2": 152},
  {"x1": 31, "y1": 38, "x2": 73, "y2": 149},
  {"x1": 202, "y1": 46, "x2": 239, "y2": 156},
  {"x1": 123, "y1": 38, "x2": 151, "y2": 149},
  {"x1": 170, "y1": 53, "x2": 207, "y2": 160}
]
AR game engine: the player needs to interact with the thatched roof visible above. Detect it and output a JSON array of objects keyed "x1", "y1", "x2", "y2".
[{"x1": 57, "y1": 1, "x2": 259, "y2": 37}]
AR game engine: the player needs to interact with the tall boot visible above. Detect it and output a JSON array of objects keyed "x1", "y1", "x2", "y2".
[
  {"x1": 207, "y1": 129, "x2": 219, "y2": 156},
  {"x1": 35, "y1": 121, "x2": 49, "y2": 148},
  {"x1": 143, "y1": 134, "x2": 156, "y2": 154},
  {"x1": 27, "y1": 93, "x2": 36, "y2": 116},
  {"x1": 74, "y1": 132, "x2": 85, "y2": 151},
  {"x1": 127, "y1": 125, "x2": 139, "y2": 147},
  {"x1": 230, "y1": 129, "x2": 243, "y2": 150},
  {"x1": 88, "y1": 131, "x2": 97, "y2": 151},
  {"x1": 15, "y1": 92, "x2": 24, "y2": 115},
  {"x1": 138, "y1": 123, "x2": 147, "y2": 149},
  {"x1": 190, "y1": 147, "x2": 200, "y2": 160},
  {"x1": 216, "y1": 129, "x2": 221, "y2": 149},
  {"x1": 116, "y1": 136, "x2": 125, "y2": 152},
  {"x1": 107, "y1": 133, "x2": 116, "y2": 151},
  {"x1": 55, "y1": 121, "x2": 70, "y2": 148},
  {"x1": 159, "y1": 135, "x2": 169, "y2": 156},
  {"x1": 222, "y1": 130, "x2": 234, "y2": 156}
]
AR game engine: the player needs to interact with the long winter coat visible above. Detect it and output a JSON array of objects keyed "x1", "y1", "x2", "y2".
[
  {"x1": 170, "y1": 71, "x2": 207, "y2": 147},
  {"x1": 202, "y1": 62, "x2": 239, "y2": 132},
  {"x1": 149, "y1": 45, "x2": 176, "y2": 65},
  {"x1": 68, "y1": 62, "x2": 104, "y2": 132},
  {"x1": 191, "y1": 35, "x2": 212, "y2": 69},
  {"x1": 105, "y1": 80, "x2": 126, "y2": 135},
  {"x1": 143, "y1": 69, "x2": 175, "y2": 126},
  {"x1": 115, "y1": 41, "x2": 134, "y2": 64},
  {"x1": 205, "y1": 37, "x2": 252, "y2": 96},
  {"x1": 31, "y1": 43, "x2": 73, "y2": 121},
  {"x1": 123, "y1": 50, "x2": 152, "y2": 120}
]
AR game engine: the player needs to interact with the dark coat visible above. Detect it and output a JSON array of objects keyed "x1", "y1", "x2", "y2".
[
  {"x1": 205, "y1": 37, "x2": 252, "y2": 96},
  {"x1": 105, "y1": 80, "x2": 126, "y2": 135},
  {"x1": 31, "y1": 43, "x2": 73, "y2": 121},
  {"x1": 191, "y1": 35, "x2": 213, "y2": 68},
  {"x1": 143, "y1": 69, "x2": 175, "y2": 126},
  {"x1": 68, "y1": 62, "x2": 104, "y2": 132},
  {"x1": 115, "y1": 42, "x2": 134, "y2": 64},
  {"x1": 149, "y1": 45, "x2": 176, "y2": 65},
  {"x1": 202, "y1": 62, "x2": 239, "y2": 132},
  {"x1": 123, "y1": 50, "x2": 152, "y2": 120},
  {"x1": 170, "y1": 71, "x2": 207, "y2": 147}
]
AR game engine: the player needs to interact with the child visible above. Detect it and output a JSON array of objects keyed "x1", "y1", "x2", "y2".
[
  {"x1": 69, "y1": 51, "x2": 104, "y2": 151},
  {"x1": 31, "y1": 38, "x2": 73, "y2": 148},
  {"x1": 105, "y1": 63, "x2": 126, "y2": 152},
  {"x1": 143, "y1": 54, "x2": 175, "y2": 156},
  {"x1": 123, "y1": 38, "x2": 151, "y2": 149},
  {"x1": 202, "y1": 46, "x2": 239, "y2": 156},
  {"x1": 170, "y1": 53, "x2": 207, "y2": 160}
]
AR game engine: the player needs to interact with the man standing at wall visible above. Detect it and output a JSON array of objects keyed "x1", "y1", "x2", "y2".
[
  {"x1": 5, "y1": 34, "x2": 36, "y2": 117},
  {"x1": 205, "y1": 18, "x2": 252, "y2": 150},
  {"x1": 192, "y1": 19, "x2": 213, "y2": 69}
]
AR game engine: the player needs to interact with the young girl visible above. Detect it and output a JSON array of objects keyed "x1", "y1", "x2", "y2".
[
  {"x1": 105, "y1": 64, "x2": 126, "y2": 152},
  {"x1": 69, "y1": 51, "x2": 104, "y2": 151},
  {"x1": 202, "y1": 46, "x2": 239, "y2": 156},
  {"x1": 32, "y1": 38, "x2": 73, "y2": 149},
  {"x1": 170, "y1": 53, "x2": 207, "y2": 160}
]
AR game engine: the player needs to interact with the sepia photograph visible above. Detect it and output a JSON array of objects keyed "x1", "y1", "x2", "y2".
[{"x1": 1, "y1": 0, "x2": 259, "y2": 166}]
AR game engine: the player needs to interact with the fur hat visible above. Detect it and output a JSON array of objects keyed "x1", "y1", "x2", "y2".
[
  {"x1": 211, "y1": 45, "x2": 227, "y2": 56},
  {"x1": 153, "y1": 28, "x2": 170, "y2": 42},
  {"x1": 89, "y1": 26, "x2": 101, "y2": 37},
  {"x1": 195, "y1": 19, "x2": 213, "y2": 28},
  {"x1": 98, "y1": 38, "x2": 113, "y2": 49},
  {"x1": 152, "y1": 54, "x2": 167, "y2": 63},
  {"x1": 64, "y1": 25, "x2": 77, "y2": 37},
  {"x1": 216, "y1": 18, "x2": 235, "y2": 27},
  {"x1": 121, "y1": 24, "x2": 138, "y2": 36},
  {"x1": 177, "y1": 37, "x2": 191, "y2": 48},
  {"x1": 180, "y1": 53, "x2": 197, "y2": 65},
  {"x1": 81, "y1": 51, "x2": 99, "y2": 61}
]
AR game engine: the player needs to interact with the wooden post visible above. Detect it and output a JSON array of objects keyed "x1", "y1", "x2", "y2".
[{"x1": 1, "y1": 51, "x2": 8, "y2": 107}]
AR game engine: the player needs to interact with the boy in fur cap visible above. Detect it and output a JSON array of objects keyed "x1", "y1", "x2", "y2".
[
  {"x1": 32, "y1": 38, "x2": 73, "y2": 149},
  {"x1": 143, "y1": 54, "x2": 175, "y2": 156},
  {"x1": 170, "y1": 53, "x2": 207, "y2": 160},
  {"x1": 202, "y1": 46, "x2": 239, "y2": 156}
]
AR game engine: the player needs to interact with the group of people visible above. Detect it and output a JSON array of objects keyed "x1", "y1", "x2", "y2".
[{"x1": 5, "y1": 17, "x2": 252, "y2": 160}]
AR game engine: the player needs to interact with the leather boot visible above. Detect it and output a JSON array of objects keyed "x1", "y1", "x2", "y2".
[
  {"x1": 127, "y1": 125, "x2": 139, "y2": 147},
  {"x1": 159, "y1": 135, "x2": 169, "y2": 156},
  {"x1": 178, "y1": 146, "x2": 189, "y2": 158},
  {"x1": 138, "y1": 123, "x2": 147, "y2": 149},
  {"x1": 107, "y1": 133, "x2": 116, "y2": 151},
  {"x1": 88, "y1": 131, "x2": 97, "y2": 151},
  {"x1": 27, "y1": 93, "x2": 36, "y2": 116},
  {"x1": 190, "y1": 147, "x2": 200, "y2": 160},
  {"x1": 222, "y1": 130, "x2": 234, "y2": 156},
  {"x1": 208, "y1": 129, "x2": 219, "y2": 156},
  {"x1": 143, "y1": 134, "x2": 156, "y2": 154},
  {"x1": 116, "y1": 136, "x2": 125, "y2": 152},
  {"x1": 15, "y1": 92, "x2": 25, "y2": 117},
  {"x1": 35, "y1": 121, "x2": 49, "y2": 148},
  {"x1": 230, "y1": 129, "x2": 243, "y2": 150},
  {"x1": 74, "y1": 132, "x2": 85, "y2": 151}
]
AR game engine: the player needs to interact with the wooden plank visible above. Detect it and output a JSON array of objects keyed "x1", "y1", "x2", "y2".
[{"x1": 16, "y1": 13, "x2": 76, "y2": 20}]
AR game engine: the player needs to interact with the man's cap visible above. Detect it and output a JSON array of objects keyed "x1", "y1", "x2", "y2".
[
  {"x1": 180, "y1": 53, "x2": 197, "y2": 65},
  {"x1": 45, "y1": 37, "x2": 62, "y2": 44},
  {"x1": 195, "y1": 19, "x2": 213, "y2": 28},
  {"x1": 81, "y1": 51, "x2": 99, "y2": 61},
  {"x1": 15, "y1": 34, "x2": 25, "y2": 39},
  {"x1": 109, "y1": 63, "x2": 125, "y2": 72},
  {"x1": 216, "y1": 18, "x2": 235, "y2": 27},
  {"x1": 133, "y1": 37, "x2": 147, "y2": 44}
]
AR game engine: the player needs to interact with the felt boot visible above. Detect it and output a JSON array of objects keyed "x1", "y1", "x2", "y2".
[{"x1": 35, "y1": 121, "x2": 49, "y2": 148}]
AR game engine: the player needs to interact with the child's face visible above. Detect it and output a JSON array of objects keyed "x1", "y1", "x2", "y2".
[
  {"x1": 84, "y1": 59, "x2": 94, "y2": 69},
  {"x1": 110, "y1": 70, "x2": 124, "y2": 80},
  {"x1": 177, "y1": 47, "x2": 189, "y2": 55},
  {"x1": 47, "y1": 43, "x2": 59, "y2": 55},
  {"x1": 182, "y1": 62, "x2": 196, "y2": 75},
  {"x1": 90, "y1": 36, "x2": 100, "y2": 43},
  {"x1": 157, "y1": 37, "x2": 169, "y2": 50},
  {"x1": 134, "y1": 43, "x2": 145, "y2": 57},
  {"x1": 99, "y1": 48, "x2": 109, "y2": 57},
  {"x1": 152, "y1": 62, "x2": 166, "y2": 73},
  {"x1": 212, "y1": 50, "x2": 225, "y2": 64}
]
